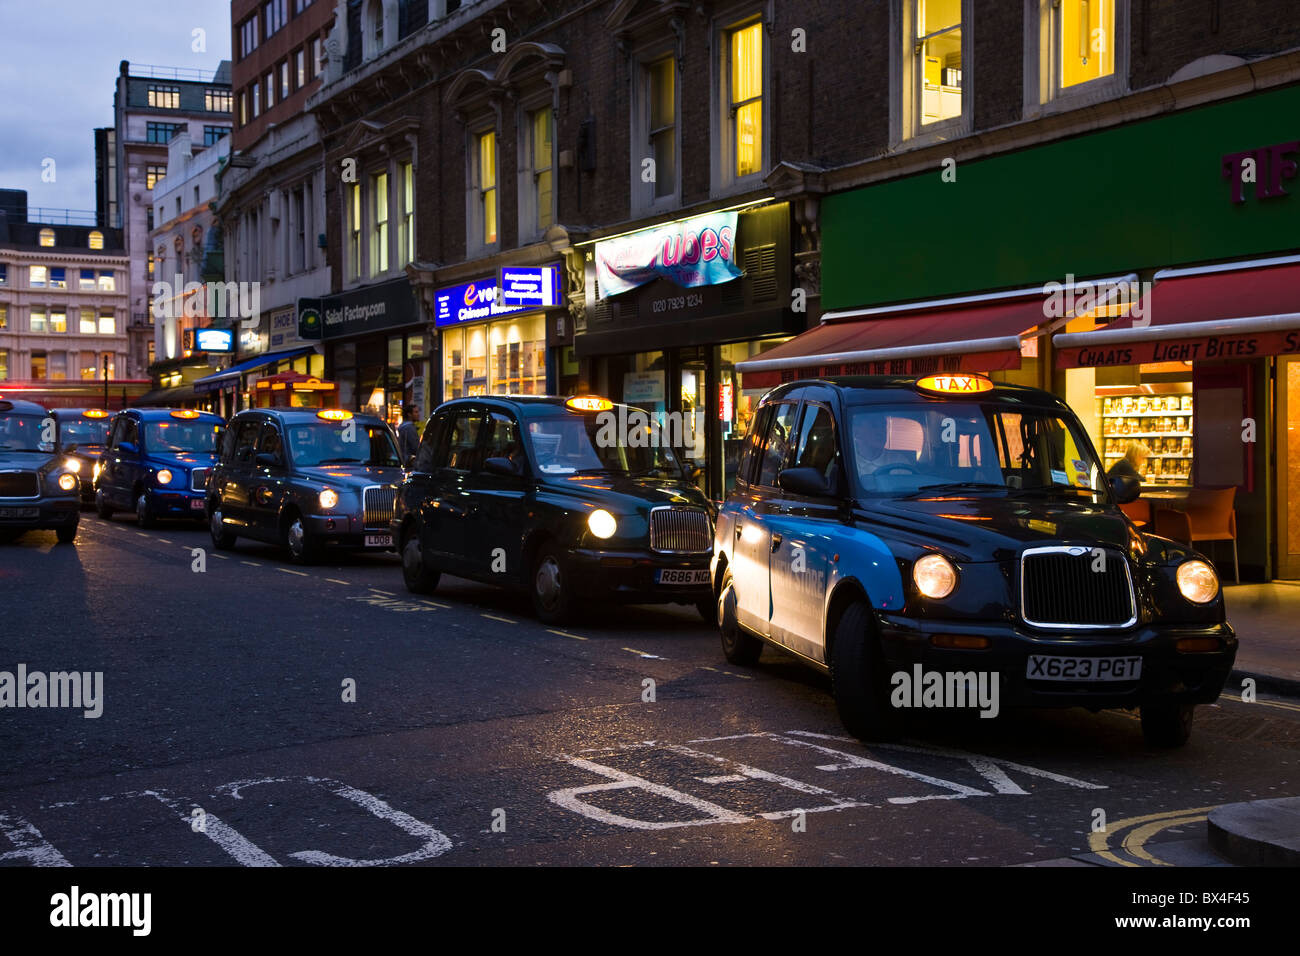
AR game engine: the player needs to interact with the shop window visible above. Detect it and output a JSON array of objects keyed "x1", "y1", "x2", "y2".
[
  {"x1": 488, "y1": 314, "x2": 545, "y2": 396},
  {"x1": 468, "y1": 128, "x2": 498, "y2": 250},
  {"x1": 39, "y1": 228, "x2": 55, "y2": 247},
  {"x1": 48, "y1": 352, "x2": 67, "y2": 380},
  {"x1": 370, "y1": 170, "x2": 389, "y2": 277},
  {"x1": 714, "y1": 16, "x2": 765, "y2": 192},
  {"x1": 399, "y1": 161, "x2": 414, "y2": 265},
  {"x1": 31, "y1": 351, "x2": 46, "y2": 380},
  {"x1": 80, "y1": 351, "x2": 97, "y2": 379},
  {"x1": 634, "y1": 54, "x2": 677, "y2": 211},
  {"x1": 1026, "y1": 0, "x2": 1127, "y2": 113}
]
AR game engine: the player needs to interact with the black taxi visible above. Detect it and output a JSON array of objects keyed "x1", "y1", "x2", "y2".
[
  {"x1": 0, "y1": 397, "x2": 81, "y2": 543},
  {"x1": 49, "y1": 408, "x2": 113, "y2": 505},
  {"x1": 392, "y1": 396, "x2": 716, "y2": 623},
  {"x1": 206, "y1": 407, "x2": 403, "y2": 563},
  {"x1": 711, "y1": 374, "x2": 1236, "y2": 747}
]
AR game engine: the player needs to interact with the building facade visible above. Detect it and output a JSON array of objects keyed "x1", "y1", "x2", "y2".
[
  {"x1": 0, "y1": 189, "x2": 134, "y2": 407},
  {"x1": 108, "y1": 60, "x2": 233, "y2": 378}
]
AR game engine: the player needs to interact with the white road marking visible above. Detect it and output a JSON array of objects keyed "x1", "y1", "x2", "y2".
[
  {"x1": 134, "y1": 532, "x2": 148, "y2": 537},
  {"x1": 326, "y1": 578, "x2": 350, "y2": 586},
  {"x1": 421, "y1": 599, "x2": 450, "y2": 609},
  {"x1": 697, "y1": 774, "x2": 747, "y2": 784},
  {"x1": 212, "y1": 554, "x2": 229, "y2": 560},
  {"x1": 277, "y1": 568, "x2": 308, "y2": 577},
  {"x1": 157, "y1": 538, "x2": 172, "y2": 544},
  {"x1": 140, "y1": 789, "x2": 278, "y2": 867},
  {"x1": 548, "y1": 757, "x2": 752, "y2": 830},
  {"x1": 622, "y1": 647, "x2": 664, "y2": 659},
  {"x1": 547, "y1": 629, "x2": 588, "y2": 641},
  {"x1": 481, "y1": 613, "x2": 516, "y2": 624},
  {"x1": 369, "y1": 589, "x2": 395, "y2": 596},
  {"x1": 241, "y1": 561, "x2": 261, "y2": 567},
  {"x1": 0, "y1": 812, "x2": 71, "y2": 866}
]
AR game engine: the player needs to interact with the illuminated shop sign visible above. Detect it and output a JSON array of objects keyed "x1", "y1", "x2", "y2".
[
  {"x1": 497, "y1": 267, "x2": 560, "y2": 308},
  {"x1": 188, "y1": 327, "x2": 234, "y2": 352},
  {"x1": 594, "y1": 210, "x2": 742, "y2": 296},
  {"x1": 434, "y1": 271, "x2": 558, "y2": 328}
]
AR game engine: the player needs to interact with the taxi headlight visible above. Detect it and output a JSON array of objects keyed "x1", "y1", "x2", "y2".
[
  {"x1": 587, "y1": 509, "x2": 617, "y2": 539},
  {"x1": 913, "y1": 553, "x2": 958, "y2": 599},
  {"x1": 156, "y1": 469, "x2": 174, "y2": 486},
  {"x1": 319, "y1": 488, "x2": 339, "y2": 510},
  {"x1": 1176, "y1": 560, "x2": 1219, "y2": 604},
  {"x1": 57, "y1": 473, "x2": 78, "y2": 492},
  {"x1": 64, "y1": 458, "x2": 81, "y2": 473}
]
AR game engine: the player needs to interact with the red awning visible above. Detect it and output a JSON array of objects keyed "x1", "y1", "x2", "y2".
[
  {"x1": 735, "y1": 295, "x2": 1052, "y2": 389},
  {"x1": 1054, "y1": 257, "x2": 1300, "y2": 368}
]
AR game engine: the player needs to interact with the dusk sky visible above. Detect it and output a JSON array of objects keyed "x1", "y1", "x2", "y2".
[{"x1": 0, "y1": 0, "x2": 233, "y2": 215}]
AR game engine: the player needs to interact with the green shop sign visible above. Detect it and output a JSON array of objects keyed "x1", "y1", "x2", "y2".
[{"x1": 821, "y1": 83, "x2": 1300, "y2": 310}]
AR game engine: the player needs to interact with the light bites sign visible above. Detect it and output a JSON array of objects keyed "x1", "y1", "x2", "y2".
[{"x1": 594, "y1": 211, "x2": 741, "y2": 296}]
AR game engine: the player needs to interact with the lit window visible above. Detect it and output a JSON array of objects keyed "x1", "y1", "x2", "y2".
[
  {"x1": 50, "y1": 267, "x2": 67, "y2": 289},
  {"x1": 252, "y1": 81, "x2": 261, "y2": 118},
  {"x1": 0, "y1": 305, "x2": 6, "y2": 329},
  {"x1": 206, "y1": 89, "x2": 232, "y2": 113},
  {"x1": 915, "y1": 0, "x2": 962, "y2": 126},
  {"x1": 50, "y1": 309, "x2": 67, "y2": 333},
  {"x1": 296, "y1": 49, "x2": 306, "y2": 89},
  {"x1": 348, "y1": 183, "x2": 362, "y2": 280},
  {"x1": 148, "y1": 85, "x2": 180, "y2": 109},
  {"x1": 80, "y1": 269, "x2": 95, "y2": 290},
  {"x1": 0, "y1": 264, "x2": 6, "y2": 285},
  {"x1": 0, "y1": 349, "x2": 8, "y2": 379},
  {"x1": 80, "y1": 308, "x2": 96, "y2": 333},
  {"x1": 646, "y1": 57, "x2": 676, "y2": 201},
  {"x1": 98, "y1": 272, "x2": 115, "y2": 292},
  {"x1": 88, "y1": 230, "x2": 104, "y2": 250},
  {"x1": 147, "y1": 252, "x2": 154, "y2": 279},
  {"x1": 729, "y1": 21, "x2": 763, "y2": 178},
  {"x1": 49, "y1": 352, "x2": 67, "y2": 380},
  {"x1": 146, "y1": 164, "x2": 167, "y2": 190},
  {"x1": 99, "y1": 312, "x2": 116, "y2": 335},
  {"x1": 400, "y1": 161, "x2": 414, "y2": 265},
  {"x1": 39, "y1": 228, "x2": 55, "y2": 247},
  {"x1": 371, "y1": 171, "x2": 389, "y2": 276},
  {"x1": 80, "y1": 351, "x2": 97, "y2": 380},
  {"x1": 264, "y1": 72, "x2": 275, "y2": 109},
  {"x1": 280, "y1": 61, "x2": 290, "y2": 100},
  {"x1": 31, "y1": 352, "x2": 46, "y2": 379},
  {"x1": 31, "y1": 309, "x2": 46, "y2": 331},
  {"x1": 474, "y1": 130, "x2": 497, "y2": 247},
  {"x1": 531, "y1": 109, "x2": 554, "y2": 232},
  {"x1": 1060, "y1": 0, "x2": 1115, "y2": 89},
  {"x1": 30, "y1": 265, "x2": 48, "y2": 286}
]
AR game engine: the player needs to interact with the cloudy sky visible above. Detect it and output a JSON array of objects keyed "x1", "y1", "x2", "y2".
[{"x1": 0, "y1": 0, "x2": 233, "y2": 214}]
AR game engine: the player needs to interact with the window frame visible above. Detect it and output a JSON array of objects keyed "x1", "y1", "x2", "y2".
[
  {"x1": 1023, "y1": 0, "x2": 1129, "y2": 117},
  {"x1": 518, "y1": 103, "x2": 556, "y2": 242},
  {"x1": 754, "y1": 399, "x2": 801, "y2": 490},
  {"x1": 630, "y1": 47, "x2": 681, "y2": 215},
  {"x1": 467, "y1": 124, "x2": 499, "y2": 254},
  {"x1": 369, "y1": 168, "x2": 390, "y2": 278},
  {"x1": 890, "y1": 0, "x2": 974, "y2": 148},
  {"x1": 399, "y1": 160, "x2": 415, "y2": 266},
  {"x1": 147, "y1": 85, "x2": 180, "y2": 109},
  {"x1": 346, "y1": 181, "x2": 362, "y2": 282},
  {"x1": 711, "y1": 5, "x2": 771, "y2": 197}
]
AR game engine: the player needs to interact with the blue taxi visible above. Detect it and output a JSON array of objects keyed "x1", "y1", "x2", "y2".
[
  {"x1": 710, "y1": 375, "x2": 1236, "y2": 747},
  {"x1": 95, "y1": 408, "x2": 224, "y2": 527}
]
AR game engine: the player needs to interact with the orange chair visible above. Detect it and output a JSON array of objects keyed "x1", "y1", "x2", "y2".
[
  {"x1": 1119, "y1": 498, "x2": 1151, "y2": 528},
  {"x1": 1154, "y1": 487, "x2": 1239, "y2": 583}
]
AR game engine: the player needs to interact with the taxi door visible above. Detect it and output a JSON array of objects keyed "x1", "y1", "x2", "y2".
[
  {"x1": 767, "y1": 401, "x2": 842, "y2": 664},
  {"x1": 418, "y1": 406, "x2": 484, "y2": 575},
  {"x1": 248, "y1": 420, "x2": 288, "y2": 537},
  {"x1": 214, "y1": 417, "x2": 262, "y2": 533},
  {"x1": 463, "y1": 410, "x2": 530, "y2": 583},
  {"x1": 731, "y1": 400, "x2": 800, "y2": 637},
  {"x1": 99, "y1": 414, "x2": 140, "y2": 510}
]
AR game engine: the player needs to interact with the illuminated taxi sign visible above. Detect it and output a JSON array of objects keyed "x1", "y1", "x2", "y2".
[
  {"x1": 317, "y1": 409, "x2": 354, "y2": 421},
  {"x1": 916, "y1": 374, "x2": 994, "y2": 395},
  {"x1": 566, "y1": 396, "x2": 614, "y2": 413},
  {"x1": 83, "y1": 409, "x2": 109, "y2": 418},
  {"x1": 169, "y1": 409, "x2": 202, "y2": 419}
]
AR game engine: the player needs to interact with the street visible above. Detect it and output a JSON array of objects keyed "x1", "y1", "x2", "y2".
[{"x1": 3, "y1": 518, "x2": 1296, "y2": 868}]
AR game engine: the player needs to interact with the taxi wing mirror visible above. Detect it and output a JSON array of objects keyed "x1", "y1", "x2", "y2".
[
  {"x1": 255, "y1": 452, "x2": 283, "y2": 468},
  {"x1": 118, "y1": 441, "x2": 137, "y2": 455},
  {"x1": 62, "y1": 442, "x2": 78, "y2": 454},
  {"x1": 484, "y1": 456, "x2": 522, "y2": 477},
  {"x1": 778, "y1": 466, "x2": 836, "y2": 498},
  {"x1": 1110, "y1": 473, "x2": 1142, "y2": 505}
]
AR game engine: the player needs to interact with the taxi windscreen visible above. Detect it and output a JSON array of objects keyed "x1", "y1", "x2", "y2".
[
  {"x1": 286, "y1": 422, "x2": 400, "y2": 467},
  {"x1": 0, "y1": 411, "x2": 53, "y2": 452},
  {"x1": 59, "y1": 417, "x2": 111, "y2": 447},
  {"x1": 525, "y1": 412, "x2": 683, "y2": 478},
  {"x1": 846, "y1": 403, "x2": 1105, "y2": 498},
  {"x1": 144, "y1": 420, "x2": 221, "y2": 453}
]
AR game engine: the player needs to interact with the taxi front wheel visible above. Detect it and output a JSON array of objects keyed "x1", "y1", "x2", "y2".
[
  {"x1": 718, "y1": 568, "x2": 762, "y2": 665},
  {"x1": 209, "y1": 505, "x2": 236, "y2": 550},
  {"x1": 401, "y1": 526, "x2": 440, "y2": 594},
  {"x1": 135, "y1": 492, "x2": 156, "y2": 529},
  {"x1": 284, "y1": 513, "x2": 323, "y2": 565},
  {"x1": 830, "y1": 602, "x2": 903, "y2": 742},
  {"x1": 1140, "y1": 701, "x2": 1194, "y2": 748},
  {"x1": 531, "y1": 542, "x2": 574, "y2": 625}
]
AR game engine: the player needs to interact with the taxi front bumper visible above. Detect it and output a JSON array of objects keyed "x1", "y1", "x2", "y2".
[
  {"x1": 302, "y1": 512, "x2": 394, "y2": 550},
  {"x1": 874, "y1": 612, "x2": 1237, "y2": 708},
  {"x1": 0, "y1": 495, "x2": 79, "y2": 530},
  {"x1": 145, "y1": 487, "x2": 208, "y2": 519},
  {"x1": 567, "y1": 547, "x2": 713, "y2": 604}
]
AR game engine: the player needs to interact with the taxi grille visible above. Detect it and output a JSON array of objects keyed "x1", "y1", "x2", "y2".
[
  {"x1": 191, "y1": 468, "x2": 209, "y2": 492},
  {"x1": 1020, "y1": 547, "x2": 1136, "y2": 629},
  {"x1": 649, "y1": 507, "x2": 712, "y2": 554},
  {"x1": 363, "y1": 484, "x2": 397, "y2": 531},
  {"x1": 0, "y1": 471, "x2": 39, "y2": 499}
]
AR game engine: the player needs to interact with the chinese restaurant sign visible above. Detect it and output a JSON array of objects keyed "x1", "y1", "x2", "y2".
[{"x1": 594, "y1": 211, "x2": 742, "y2": 296}]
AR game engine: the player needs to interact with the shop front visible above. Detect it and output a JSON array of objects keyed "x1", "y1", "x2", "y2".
[
  {"x1": 308, "y1": 277, "x2": 428, "y2": 429},
  {"x1": 433, "y1": 266, "x2": 562, "y2": 402},
  {"x1": 788, "y1": 81, "x2": 1300, "y2": 580},
  {"x1": 577, "y1": 203, "x2": 801, "y2": 500}
]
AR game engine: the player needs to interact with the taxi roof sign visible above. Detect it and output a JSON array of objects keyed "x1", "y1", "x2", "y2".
[
  {"x1": 169, "y1": 409, "x2": 202, "y2": 419},
  {"x1": 916, "y1": 373, "x2": 994, "y2": 395},
  {"x1": 317, "y1": 408, "x2": 354, "y2": 421},
  {"x1": 565, "y1": 396, "x2": 614, "y2": 413},
  {"x1": 83, "y1": 409, "x2": 109, "y2": 418}
]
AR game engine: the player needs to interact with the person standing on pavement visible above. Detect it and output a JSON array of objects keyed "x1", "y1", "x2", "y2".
[{"x1": 398, "y1": 404, "x2": 421, "y2": 465}]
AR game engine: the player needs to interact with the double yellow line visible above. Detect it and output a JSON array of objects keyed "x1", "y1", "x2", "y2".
[{"x1": 1088, "y1": 805, "x2": 1220, "y2": 866}]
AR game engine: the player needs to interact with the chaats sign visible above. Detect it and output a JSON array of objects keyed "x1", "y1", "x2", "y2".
[{"x1": 594, "y1": 211, "x2": 742, "y2": 296}]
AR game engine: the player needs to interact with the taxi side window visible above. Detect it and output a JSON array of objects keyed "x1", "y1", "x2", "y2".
[
  {"x1": 482, "y1": 412, "x2": 525, "y2": 473},
  {"x1": 107, "y1": 418, "x2": 127, "y2": 450},
  {"x1": 257, "y1": 423, "x2": 284, "y2": 463},
  {"x1": 736, "y1": 405, "x2": 771, "y2": 488},
  {"x1": 231, "y1": 420, "x2": 261, "y2": 464},
  {"x1": 413, "y1": 415, "x2": 442, "y2": 472},
  {"x1": 118, "y1": 418, "x2": 139, "y2": 450},
  {"x1": 792, "y1": 402, "x2": 841, "y2": 485},
  {"x1": 434, "y1": 411, "x2": 483, "y2": 472},
  {"x1": 756, "y1": 402, "x2": 800, "y2": 489}
]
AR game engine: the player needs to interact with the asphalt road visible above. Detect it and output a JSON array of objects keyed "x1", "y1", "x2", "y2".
[{"x1": 1, "y1": 514, "x2": 1298, "y2": 867}]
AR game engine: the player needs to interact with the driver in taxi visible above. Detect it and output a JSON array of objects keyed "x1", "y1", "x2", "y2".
[{"x1": 852, "y1": 414, "x2": 918, "y2": 487}]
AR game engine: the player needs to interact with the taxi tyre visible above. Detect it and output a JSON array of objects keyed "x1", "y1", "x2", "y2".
[
  {"x1": 830, "y1": 601, "x2": 904, "y2": 742},
  {"x1": 135, "y1": 490, "x2": 157, "y2": 529},
  {"x1": 283, "y1": 509, "x2": 323, "y2": 565},
  {"x1": 94, "y1": 487, "x2": 113, "y2": 520},
  {"x1": 55, "y1": 520, "x2": 77, "y2": 545},
  {"x1": 531, "y1": 541, "x2": 574, "y2": 625},
  {"x1": 696, "y1": 595, "x2": 717, "y2": 625},
  {"x1": 718, "y1": 567, "x2": 763, "y2": 665},
  {"x1": 1140, "y1": 700, "x2": 1195, "y2": 748},
  {"x1": 401, "y1": 523, "x2": 440, "y2": 594},
  {"x1": 208, "y1": 502, "x2": 237, "y2": 550}
]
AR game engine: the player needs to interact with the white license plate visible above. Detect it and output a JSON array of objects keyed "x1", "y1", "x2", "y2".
[
  {"x1": 190, "y1": 498, "x2": 205, "y2": 510},
  {"x1": 0, "y1": 507, "x2": 38, "y2": 518},
  {"x1": 656, "y1": 568, "x2": 710, "y2": 586},
  {"x1": 365, "y1": 534, "x2": 392, "y2": 548},
  {"x1": 1026, "y1": 655, "x2": 1142, "y2": 682}
]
